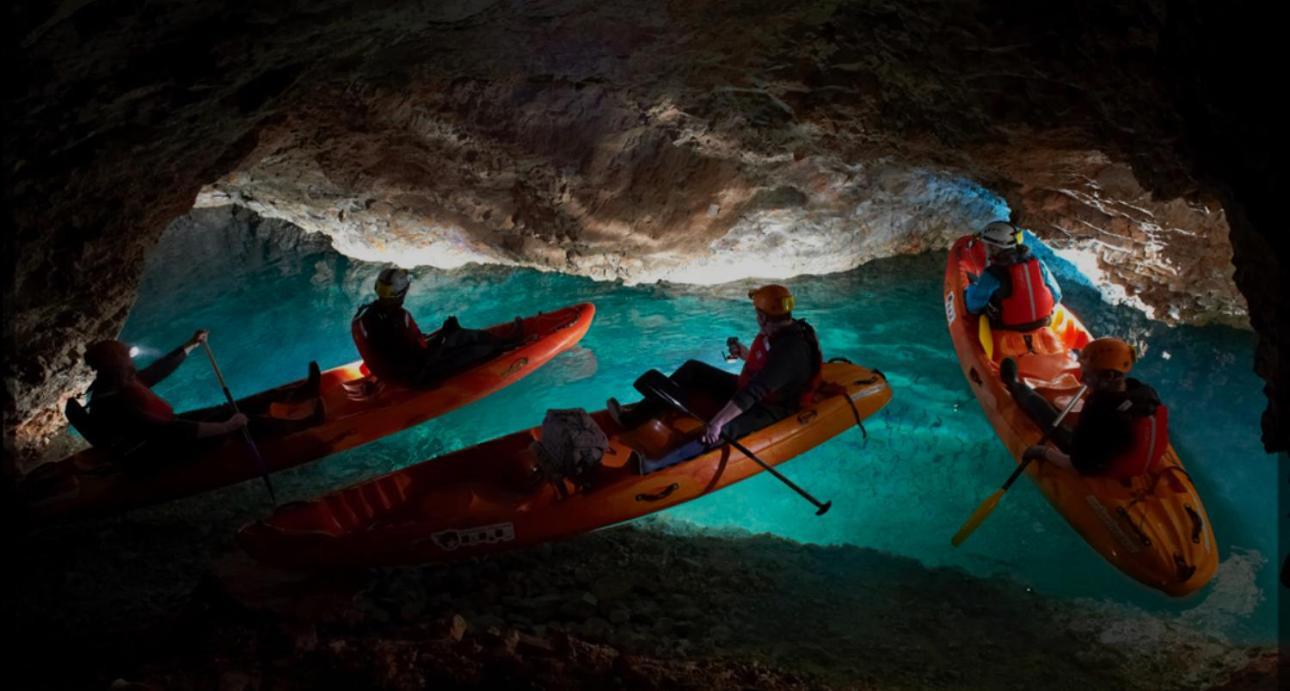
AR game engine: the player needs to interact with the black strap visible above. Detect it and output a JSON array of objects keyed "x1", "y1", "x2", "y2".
[
  {"x1": 841, "y1": 393, "x2": 868, "y2": 446},
  {"x1": 635, "y1": 483, "x2": 680, "y2": 502},
  {"x1": 825, "y1": 357, "x2": 876, "y2": 446}
]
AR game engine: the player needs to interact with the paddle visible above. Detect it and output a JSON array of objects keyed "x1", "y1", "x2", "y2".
[
  {"x1": 634, "y1": 369, "x2": 832, "y2": 515},
  {"x1": 201, "y1": 341, "x2": 278, "y2": 505},
  {"x1": 951, "y1": 383, "x2": 1087, "y2": 547}
]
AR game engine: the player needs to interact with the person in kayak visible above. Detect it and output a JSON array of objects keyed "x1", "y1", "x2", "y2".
[
  {"x1": 608, "y1": 284, "x2": 823, "y2": 472},
  {"x1": 351, "y1": 267, "x2": 523, "y2": 388},
  {"x1": 1003, "y1": 337, "x2": 1169, "y2": 479},
  {"x1": 965, "y1": 221, "x2": 1062, "y2": 331},
  {"x1": 74, "y1": 331, "x2": 318, "y2": 470}
]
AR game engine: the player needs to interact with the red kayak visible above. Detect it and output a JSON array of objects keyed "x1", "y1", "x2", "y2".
[
  {"x1": 237, "y1": 361, "x2": 891, "y2": 568},
  {"x1": 20, "y1": 304, "x2": 596, "y2": 522}
]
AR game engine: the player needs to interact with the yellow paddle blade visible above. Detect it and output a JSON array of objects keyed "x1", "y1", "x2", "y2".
[
  {"x1": 978, "y1": 315, "x2": 994, "y2": 361},
  {"x1": 951, "y1": 488, "x2": 1004, "y2": 547}
]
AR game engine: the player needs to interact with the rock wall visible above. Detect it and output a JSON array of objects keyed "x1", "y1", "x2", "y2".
[{"x1": 6, "y1": 0, "x2": 1283, "y2": 457}]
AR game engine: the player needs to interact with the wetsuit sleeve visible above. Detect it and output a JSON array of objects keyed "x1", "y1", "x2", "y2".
[
  {"x1": 119, "y1": 389, "x2": 202, "y2": 441},
  {"x1": 1039, "y1": 260, "x2": 1062, "y2": 304},
  {"x1": 136, "y1": 345, "x2": 188, "y2": 387},
  {"x1": 732, "y1": 335, "x2": 809, "y2": 410},
  {"x1": 964, "y1": 271, "x2": 1000, "y2": 314},
  {"x1": 131, "y1": 408, "x2": 201, "y2": 441}
]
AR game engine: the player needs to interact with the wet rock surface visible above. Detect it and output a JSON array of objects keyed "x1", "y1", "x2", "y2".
[
  {"x1": 6, "y1": 511, "x2": 1273, "y2": 690},
  {"x1": 5, "y1": 0, "x2": 1284, "y2": 456}
]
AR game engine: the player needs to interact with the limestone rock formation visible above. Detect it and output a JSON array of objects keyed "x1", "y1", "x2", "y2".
[{"x1": 6, "y1": 0, "x2": 1283, "y2": 458}]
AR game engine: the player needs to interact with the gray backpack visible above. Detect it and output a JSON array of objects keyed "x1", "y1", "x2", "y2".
[{"x1": 532, "y1": 408, "x2": 608, "y2": 497}]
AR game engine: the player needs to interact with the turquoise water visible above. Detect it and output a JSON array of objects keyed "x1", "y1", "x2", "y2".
[{"x1": 119, "y1": 215, "x2": 1281, "y2": 643}]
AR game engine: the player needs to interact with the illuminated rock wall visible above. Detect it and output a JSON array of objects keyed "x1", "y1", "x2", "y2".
[{"x1": 6, "y1": 0, "x2": 1282, "y2": 457}]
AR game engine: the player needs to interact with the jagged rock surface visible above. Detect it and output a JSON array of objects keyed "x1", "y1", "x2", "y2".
[
  {"x1": 8, "y1": 515, "x2": 1273, "y2": 690},
  {"x1": 6, "y1": 0, "x2": 1283, "y2": 455}
]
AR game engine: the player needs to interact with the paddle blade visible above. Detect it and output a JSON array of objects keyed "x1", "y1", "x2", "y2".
[
  {"x1": 977, "y1": 315, "x2": 994, "y2": 361},
  {"x1": 951, "y1": 489, "x2": 1004, "y2": 547}
]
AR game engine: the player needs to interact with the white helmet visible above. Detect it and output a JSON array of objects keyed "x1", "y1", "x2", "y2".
[
  {"x1": 374, "y1": 267, "x2": 411, "y2": 299},
  {"x1": 980, "y1": 221, "x2": 1020, "y2": 248}
]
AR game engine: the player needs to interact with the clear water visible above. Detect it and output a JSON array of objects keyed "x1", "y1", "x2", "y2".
[{"x1": 118, "y1": 215, "x2": 1281, "y2": 643}]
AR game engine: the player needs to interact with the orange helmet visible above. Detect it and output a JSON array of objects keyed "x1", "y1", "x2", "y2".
[
  {"x1": 748, "y1": 284, "x2": 795, "y2": 316},
  {"x1": 1080, "y1": 337, "x2": 1136, "y2": 374}
]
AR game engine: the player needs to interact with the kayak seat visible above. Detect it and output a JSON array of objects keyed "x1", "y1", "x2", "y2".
[
  {"x1": 599, "y1": 441, "x2": 638, "y2": 470},
  {"x1": 322, "y1": 474, "x2": 415, "y2": 532},
  {"x1": 993, "y1": 328, "x2": 1064, "y2": 360},
  {"x1": 1014, "y1": 352, "x2": 1080, "y2": 392},
  {"x1": 1050, "y1": 306, "x2": 1093, "y2": 351},
  {"x1": 619, "y1": 417, "x2": 701, "y2": 460}
]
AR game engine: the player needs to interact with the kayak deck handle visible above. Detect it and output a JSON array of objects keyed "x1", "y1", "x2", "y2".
[{"x1": 635, "y1": 483, "x2": 680, "y2": 502}]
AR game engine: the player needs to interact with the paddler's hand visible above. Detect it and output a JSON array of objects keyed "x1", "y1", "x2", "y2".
[
  {"x1": 1023, "y1": 444, "x2": 1073, "y2": 470},
  {"x1": 224, "y1": 413, "x2": 249, "y2": 431},
  {"x1": 701, "y1": 421, "x2": 726, "y2": 446},
  {"x1": 184, "y1": 329, "x2": 209, "y2": 354},
  {"x1": 701, "y1": 400, "x2": 744, "y2": 446},
  {"x1": 726, "y1": 338, "x2": 749, "y2": 360},
  {"x1": 1022, "y1": 445, "x2": 1050, "y2": 463}
]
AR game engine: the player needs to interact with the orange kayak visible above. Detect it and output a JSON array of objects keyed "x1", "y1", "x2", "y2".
[
  {"x1": 21, "y1": 304, "x2": 596, "y2": 522},
  {"x1": 944, "y1": 236, "x2": 1216, "y2": 596},
  {"x1": 237, "y1": 361, "x2": 892, "y2": 568}
]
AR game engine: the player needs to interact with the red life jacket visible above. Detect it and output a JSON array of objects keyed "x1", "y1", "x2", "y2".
[
  {"x1": 987, "y1": 254, "x2": 1055, "y2": 330},
  {"x1": 736, "y1": 320, "x2": 824, "y2": 408},
  {"x1": 351, "y1": 303, "x2": 427, "y2": 382},
  {"x1": 1105, "y1": 404, "x2": 1169, "y2": 480}
]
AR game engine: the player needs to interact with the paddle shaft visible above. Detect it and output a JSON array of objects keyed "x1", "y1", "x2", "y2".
[
  {"x1": 648, "y1": 380, "x2": 831, "y2": 515},
  {"x1": 201, "y1": 342, "x2": 277, "y2": 504},
  {"x1": 721, "y1": 432, "x2": 832, "y2": 515},
  {"x1": 950, "y1": 383, "x2": 1087, "y2": 547},
  {"x1": 1000, "y1": 384, "x2": 1088, "y2": 492}
]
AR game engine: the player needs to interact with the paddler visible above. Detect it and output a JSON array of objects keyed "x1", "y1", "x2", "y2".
[
  {"x1": 351, "y1": 268, "x2": 523, "y2": 388},
  {"x1": 76, "y1": 332, "x2": 320, "y2": 471},
  {"x1": 965, "y1": 221, "x2": 1062, "y2": 331},
  {"x1": 1003, "y1": 337, "x2": 1170, "y2": 479},
  {"x1": 608, "y1": 284, "x2": 823, "y2": 472}
]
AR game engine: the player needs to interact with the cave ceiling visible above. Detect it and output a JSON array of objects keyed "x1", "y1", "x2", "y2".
[{"x1": 5, "y1": 1, "x2": 1283, "y2": 456}]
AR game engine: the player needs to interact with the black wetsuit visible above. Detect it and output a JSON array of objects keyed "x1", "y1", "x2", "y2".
[
  {"x1": 627, "y1": 320, "x2": 821, "y2": 441},
  {"x1": 1005, "y1": 375, "x2": 1162, "y2": 474}
]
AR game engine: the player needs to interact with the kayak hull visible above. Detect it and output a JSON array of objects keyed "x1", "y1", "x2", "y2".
[
  {"x1": 238, "y1": 361, "x2": 892, "y2": 568},
  {"x1": 21, "y1": 304, "x2": 596, "y2": 522},
  {"x1": 944, "y1": 236, "x2": 1216, "y2": 596}
]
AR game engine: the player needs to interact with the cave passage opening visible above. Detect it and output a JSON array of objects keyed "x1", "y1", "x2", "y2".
[{"x1": 36, "y1": 180, "x2": 1272, "y2": 645}]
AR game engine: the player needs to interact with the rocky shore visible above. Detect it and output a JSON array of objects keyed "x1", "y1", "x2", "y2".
[{"x1": 8, "y1": 509, "x2": 1275, "y2": 690}]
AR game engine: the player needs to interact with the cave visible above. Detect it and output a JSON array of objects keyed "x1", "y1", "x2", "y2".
[{"x1": 4, "y1": 1, "x2": 1284, "y2": 688}]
